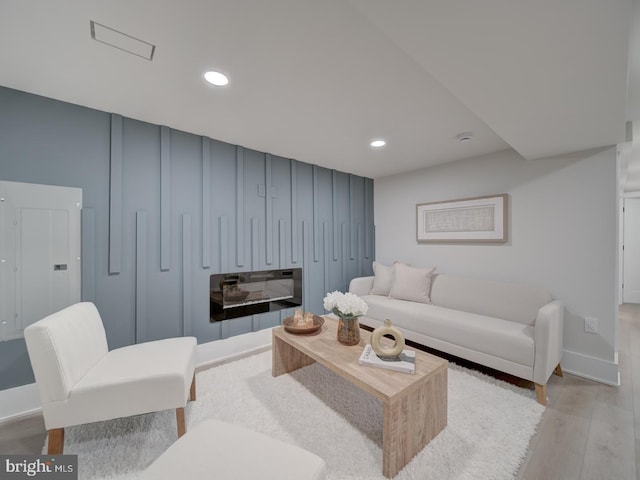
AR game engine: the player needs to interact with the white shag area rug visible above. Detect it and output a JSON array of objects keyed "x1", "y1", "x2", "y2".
[{"x1": 50, "y1": 350, "x2": 544, "y2": 480}]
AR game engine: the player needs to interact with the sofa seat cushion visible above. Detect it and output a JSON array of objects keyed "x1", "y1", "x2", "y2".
[
  {"x1": 47, "y1": 337, "x2": 197, "y2": 428},
  {"x1": 362, "y1": 295, "x2": 534, "y2": 367}
]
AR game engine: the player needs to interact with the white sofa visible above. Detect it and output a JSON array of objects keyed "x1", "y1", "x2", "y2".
[{"x1": 349, "y1": 271, "x2": 563, "y2": 405}]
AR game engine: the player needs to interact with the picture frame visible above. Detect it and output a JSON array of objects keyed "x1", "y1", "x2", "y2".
[{"x1": 416, "y1": 194, "x2": 508, "y2": 243}]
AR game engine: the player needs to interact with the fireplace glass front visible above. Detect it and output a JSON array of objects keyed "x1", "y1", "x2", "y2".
[{"x1": 209, "y1": 268, "x2": 302, "y2": 322}]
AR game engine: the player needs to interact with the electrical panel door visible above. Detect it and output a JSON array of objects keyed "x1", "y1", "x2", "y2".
[{"x1": 0, "y1": 181, "x2": 81, "y2": 341}]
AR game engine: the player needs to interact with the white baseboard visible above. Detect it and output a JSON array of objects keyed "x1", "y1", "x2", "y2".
[
  {"x1": 0, "y1": 328, "x2": 275, "y2": 425},
  {"x1": 561, "y1": 349, "x2": 620, "y2": 386},
  {"x1": 196, "y1": 327, "x2": 273, "y2": 370}
]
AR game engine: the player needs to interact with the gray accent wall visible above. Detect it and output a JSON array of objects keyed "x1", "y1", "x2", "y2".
[{"x1": 0, "y1": 87, "x2": 374, "y2": 390}]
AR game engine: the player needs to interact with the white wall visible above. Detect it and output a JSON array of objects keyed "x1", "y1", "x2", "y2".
[{"x1": 374, "y1": 147, "x2": 619, "y2": 384}]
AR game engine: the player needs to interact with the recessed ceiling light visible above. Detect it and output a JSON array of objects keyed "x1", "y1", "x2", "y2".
[
  {"x1": 204, "y1": 71, "x2": 229, "y2": 87},
  {"x1": 370, "y1": 139, "x2": 386, "y2": 148}
]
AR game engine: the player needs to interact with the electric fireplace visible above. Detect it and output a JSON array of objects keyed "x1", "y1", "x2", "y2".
[{"x1": 209, "y1": 268, "x2": 302, "y2": 322}]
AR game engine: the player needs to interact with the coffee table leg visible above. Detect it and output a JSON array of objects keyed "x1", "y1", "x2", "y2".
[
  {"x1": 382, "y1": 366, "x2": 447, "y2": 477},
  {"x1": 272, "y1": 334, "x2": 316, "y2": 377}
]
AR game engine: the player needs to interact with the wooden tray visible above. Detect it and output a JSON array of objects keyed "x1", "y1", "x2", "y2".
[{"x1": 283, "y1": 315, "x2": 324, "y2": 335}]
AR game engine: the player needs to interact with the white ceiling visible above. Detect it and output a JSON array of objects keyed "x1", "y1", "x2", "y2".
[{"x1": 0, "y1": 0, "x2": 634, "y2": 180}]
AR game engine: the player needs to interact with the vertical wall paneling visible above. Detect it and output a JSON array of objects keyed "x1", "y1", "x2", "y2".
[
  {"x1": 279, "y1": 220, "x2": 286, "y2": 269},
  {"x1": 303, "y1": 221, "x2": 311, "y2": 309},
  {"x1": 372, "y1": 225, "x2": 376, "y2": 263},
  {"x1": 312, "y1": 165, "x2": 320, "y2": 262},
  {"x1": 357, "y1": 224, "x2": 363, "y2": 277},
  {"x1": 201, "y1": 137, "x2": 211, "y2": 269},
  {"x1": 108, "y1": 113, "x2": 123, "y2": 274},
  {"x1": 290, "y1": 160, "x2": 298, "y2": 264},
  {"x1": 220, "y1": 215, "x2": 229, "y2": 272},
  {"x1": 341, "y1": 223, "x2": 347, "y2": 291},
  {"x1": 332, "y1": 170, "x2": 338, "y2": 261},
  {"x1": 182, "y1": 213, "x2": 192, "y2": 336},
  {"x1": 236, "y1": 146, "x2": 244, "y2": 267},
  {"x1": 251, "y1": 217, "x2": 259, "y2": 271},
  {"x1": 221, "y1": 320, "x2": 229, "y2": 340},
  {"x1": 135, "y1": 211, "x2": 148, "y2": 343},
  {"x1": 251, "y1": 217, "x2": 259, "y2": 332},
  {"x1": 323, "y1": 221, "x2": 329, "y2": 295},
  {"x1": 160, "y1": 126, "x2": 171, "y2": 271},
  {"x1": 81, "y1": 208, "x2": 96, "y2": 302},
  {"x1": 265, "y1": 154, "x2": 273, "y2": 265},
  {"x1": 364, "y1": 178, "x2": 372, "y2": 259},
  {"x1": 349, "y1": 175, "x2": 355, "y2": 260},
  {"x1": 0, "y1": 88, "x2": 379, "y2": 390}
]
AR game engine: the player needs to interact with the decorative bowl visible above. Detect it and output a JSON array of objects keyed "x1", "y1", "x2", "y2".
[{"x1": 283, "y1": 315, "x2": 325, "y2": 335}]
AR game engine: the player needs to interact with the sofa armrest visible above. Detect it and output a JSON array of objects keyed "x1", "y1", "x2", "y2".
[
  {"x1": 349, "y1": 276, "x2": 374, "y2": 296},
  {"x1": 532, "y1": 300, "x2": 564, "y2": 385}
]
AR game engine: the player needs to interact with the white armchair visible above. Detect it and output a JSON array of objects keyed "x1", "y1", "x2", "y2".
[{"x1": 24, "y1": 302, "x2": 197, "y2": 454}]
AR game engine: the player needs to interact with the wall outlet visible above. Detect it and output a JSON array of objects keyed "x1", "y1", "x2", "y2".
[{"x1": 584, "y1": 316, "x2": 598, "y2": 334}]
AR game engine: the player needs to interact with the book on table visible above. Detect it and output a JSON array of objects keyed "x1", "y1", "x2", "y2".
[{"x1": 358, "y1": 344, "x2": 416, "y2": 374}]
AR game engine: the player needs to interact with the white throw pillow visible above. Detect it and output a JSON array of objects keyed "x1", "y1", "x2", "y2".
[
  {"x1": 389, "y1": 263, "x2": 436, "y2": 304},
  {"x1": 369, "y1": 262, "x2": 393, "y2": 295}
]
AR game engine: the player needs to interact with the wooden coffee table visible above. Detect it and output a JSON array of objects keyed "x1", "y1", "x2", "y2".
[{"x1": 272, "y1": 316, "x2": 448, "y2": 478}]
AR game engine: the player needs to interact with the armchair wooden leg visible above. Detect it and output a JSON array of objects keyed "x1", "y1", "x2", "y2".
[
  {"x1": 47, "y1": 428, "x2": 64, "y2": 454},
  {"x1": 554, "y1": 364, "x2": 564, "y2": 377},
  {"x1": 190, "y1": 374, "x2": 196, "y2": 401},
  {"x1": 534, "y1": 383, "x2": 547, "y2": 406},
  {"x1": 176, "y1": 407, "x2": 186, "y2": 438}
]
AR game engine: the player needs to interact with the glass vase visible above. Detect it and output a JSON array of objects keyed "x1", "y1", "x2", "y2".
[{"x1": 337, "y1": 316, "x2": 360, "y2": 346}]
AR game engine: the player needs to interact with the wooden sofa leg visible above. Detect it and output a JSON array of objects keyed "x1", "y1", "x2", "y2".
[
  {"x1": 534, "y1": 383, "x2": 547, "y2": 406},
  {"x1": 48, "y1": 428, "x2": 64, "y2": 454},
  {"x1": 190, "y1": 374, "x2": 196, "y2": 402},
  {"x1": 176, "y1": 407, "x2": 186, "y2": 438},
  {"x1": 554, "y1": 364, "x2": 564, "y2": 377}
]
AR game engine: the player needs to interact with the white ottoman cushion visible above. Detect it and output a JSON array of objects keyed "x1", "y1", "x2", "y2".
[{"x1": 142, "y1": 419, "x2": 327, "y2": 480}]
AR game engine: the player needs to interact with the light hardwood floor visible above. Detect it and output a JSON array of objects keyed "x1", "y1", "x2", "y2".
[
  {"x1": 2, "y1": 305, "x2": 639, "y2": 479},
  {"x1": 515, "y1": 303, "x2": 639, "y2": 480}
]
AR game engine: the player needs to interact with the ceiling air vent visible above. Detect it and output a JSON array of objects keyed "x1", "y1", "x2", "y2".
[{"x1": 90, "y1": 21, "x2": 155, "y2": 61}]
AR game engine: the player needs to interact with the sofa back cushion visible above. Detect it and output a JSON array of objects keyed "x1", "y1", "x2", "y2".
[
  {"x1": 430, "y1": 274, "x2": 551, "y2": 325},
  {"x1": 369, "y1": 262, "x2": 394, "y2": 295},
  {"x1": 388, "y1": 263, "x2": 436, "y2": 304}
]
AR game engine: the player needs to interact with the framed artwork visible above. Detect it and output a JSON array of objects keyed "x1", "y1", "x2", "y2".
[{"x1": 416, "y1": 194, "x2": 508, "y2": 243}]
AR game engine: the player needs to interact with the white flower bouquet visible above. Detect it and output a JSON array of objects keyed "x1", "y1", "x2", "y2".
[{"x1": 323, "y1": 291, "x2": 368, "y2": 320}]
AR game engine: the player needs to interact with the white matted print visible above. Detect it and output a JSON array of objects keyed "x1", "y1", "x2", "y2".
[{"x1": 416, "y1": 194, "x2": 507, "y2": 243}]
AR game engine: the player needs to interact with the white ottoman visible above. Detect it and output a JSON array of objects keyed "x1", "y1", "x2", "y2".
[{"x1": 142, "y1": 419, "x2": 327, "y2": 480}]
